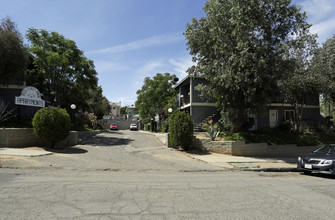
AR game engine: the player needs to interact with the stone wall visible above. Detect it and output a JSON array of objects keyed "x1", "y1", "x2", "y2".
[
  {"x1": 192, "y1": 137, "x2": 319, "y2": 158},
  {"x1": 0, "y1": 128, "x2": 78, "y2": 148},
  {"x1": 139, "y1": 131, "x2": 170, "y2": 147}
]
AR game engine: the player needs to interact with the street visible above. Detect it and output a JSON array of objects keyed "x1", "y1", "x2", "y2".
[
  {"x1": 1, "y1": 131, "x2": 335, "y2": 219},
  {"x1": 0, "y1": 130, "x2": 222, "y2": 172}
]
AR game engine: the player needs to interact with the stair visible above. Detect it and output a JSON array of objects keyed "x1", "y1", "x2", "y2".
[{"x1": 194, "y1": 108, "x2": 218, "y2": 132}]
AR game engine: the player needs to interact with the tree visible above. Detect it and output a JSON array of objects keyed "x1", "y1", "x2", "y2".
[
  {"x1": 278, "y1": 29, "x2": 319, "y2": 132},
  {"x1": 120, "y1": 106, "x2": 127, "y2": 118},
  {"x1": 184, "y1": 0, "x2": 311, "y2": 131},
  {"x1": 0, "y1": 17, "x2": 29, "y2": 83},
  {"x1": 136, "y1": 73, "x2": 176, "y2": 126},
  {"x1": 86, "y1": 86, "x2": 111, "y2": 120},
  {"x1": 311, "y1": 35, "x2": 335, "y2": 116},
  {"x1": 26, "y1": 28, "x2": 98, "y2": 109}
]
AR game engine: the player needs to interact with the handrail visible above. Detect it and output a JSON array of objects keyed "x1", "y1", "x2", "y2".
[{"x1": 194, "y1": 106, "x2": 217, "y2": 126}]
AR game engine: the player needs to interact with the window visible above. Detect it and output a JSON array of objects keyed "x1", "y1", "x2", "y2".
[{"x1": 285, "y1": 110, "x2": 294, "y2": 121}]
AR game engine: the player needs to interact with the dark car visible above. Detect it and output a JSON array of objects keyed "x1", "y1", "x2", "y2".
[
  {"x1": 297, "y1": 145, "x2": 335, "y2": 175},
  {"x1": 109, "y1": 123, "x2": 118, "y2": 130}
]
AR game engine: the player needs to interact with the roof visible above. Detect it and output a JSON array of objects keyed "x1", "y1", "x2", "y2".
[{"x1": 174, "y1": 75, "x2": 206, "y2": 89}]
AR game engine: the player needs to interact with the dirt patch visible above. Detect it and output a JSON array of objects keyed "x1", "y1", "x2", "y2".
[{"x1": 194, "y1": 133, "x2": 208, "y2": 139}]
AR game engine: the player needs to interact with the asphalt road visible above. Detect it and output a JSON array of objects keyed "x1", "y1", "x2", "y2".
[
  {"x1": 1, "y1": 130, "x2": 335, "y2": 219},
  {"x1": 0, "y1": 130, "x2": 223, "y2": 171}
]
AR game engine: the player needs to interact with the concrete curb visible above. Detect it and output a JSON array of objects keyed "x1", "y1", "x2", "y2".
[
  {"x1": 186, "y1": 153, "x2": 298, "y2": 172},
  {"x1": 240, "y1": 167, "x2": 298, "y2": 172},
  {"x1": 0, "y1": 148, "x2": 53, "y2": 157}
]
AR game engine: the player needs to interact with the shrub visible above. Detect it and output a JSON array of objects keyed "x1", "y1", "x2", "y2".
[
  {"x1": 84, "y1": 111, "x2": 97, "y2": 129},
  {"x1": 160, "y1": 120, "x2": 169, "y2": 133},
  {"x1": 169, "y1": 111, "x2": 193, "y2": 150},
  {"x1": 1, "y1": 117, "x2": 33, "y2": 128},
  {"x1": 32, "y1": 106, "x2": 71, "y2": 148},
  {"x1": 276, "y1": 120, "x2": 292, "y2": 132},
  {"x1": 223, "y1": 132, "x2": 245, "y2": 142},
  {"x1": 202, "y1": 119, "x2": 220, "y2": 141},
  {"x1": 0, "y1": 99, "x2": 16, "y2": 125}
]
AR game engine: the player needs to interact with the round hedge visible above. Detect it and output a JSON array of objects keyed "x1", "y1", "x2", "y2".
[
  {"x1": 169, "y1": 111, "x2": 193, "y2": 150},
  {"x1": 32, "y1": 106, "x2": 71, "y2": 147}
]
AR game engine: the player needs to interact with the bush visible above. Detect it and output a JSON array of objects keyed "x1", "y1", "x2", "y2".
[
  {"x1": 223, "y1": 132, "x2": 245, "y2": 142},
  {"x1": 169, "y1": 111, "x2": 193, "y2": 150},
  {"x1": 0, "y1": 99, "x2": 16, "y2": 125},
  {"x1": 276, "y1": 120, "x2": 292, "y2": 132},
  {"x1": 202, "y1": 119, "x2": 220, "y2": 141},
  {"x1": 0, "y1": 117, "x2": 33, "y2": 128},
  {"x1": 160, "y1": 120, "x2": 169, "y2": 133},
  {"x1": 32, "y1": 106, "x2": 71, "y2": 148}
]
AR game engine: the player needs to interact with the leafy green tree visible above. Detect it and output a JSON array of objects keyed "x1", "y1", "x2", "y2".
[
  {"x1": 319, "y1": 96, "x2": 335, "y2": 118},
  {"x1": 0, "y1": 17, "x2": 29, "y2": 83},
  {"x1": 312, "y1": 35, "x2": 335, "y2": 116},
  {"x1": 120, "y1": 106, "x2": 127, "y2": 118},
  {"x1": 278, "y1": 30, "x2": 319, "y2": 131},
  {"x1": 86, "y1": 86, "x2": 111, "y2": 119},
  {"x1": 136, "y1": 73, "x2": 177, "y2": 126},
  {"x1": 184, "y1": 0, "x2": 311, "y2": 131},
  {"x1": 26, "y1": 28, "x2": 98, "y2": 109}
]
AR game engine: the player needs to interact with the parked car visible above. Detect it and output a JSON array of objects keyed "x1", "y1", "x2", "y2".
[
  {"x1": 297, "y1": 144, "x2": 335, "y2": 175},
  {"x1": 109, "y1": 123, "x2": 118, "y2": 130},
  {"x1": 130, "y1": 123, "x2": 138, "y2": 131}
]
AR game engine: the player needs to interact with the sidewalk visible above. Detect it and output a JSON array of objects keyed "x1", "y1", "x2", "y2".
[
  {"x1": 0, "y1": 147, "x2": 52, "y2": 157},
  {"x1": 0, "y1": 147, "x2": 298, "y2": 172},
  {"x1": 188, "y1": 153, "x2": 298, "y2": 172}
]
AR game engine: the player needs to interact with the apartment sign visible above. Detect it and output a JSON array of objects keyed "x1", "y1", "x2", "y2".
[{"x1": 15, "y1": 86, "x2": 45, "y2": 107}]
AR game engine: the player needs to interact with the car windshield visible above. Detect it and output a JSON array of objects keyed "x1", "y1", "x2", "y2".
[{"x1": 313, "y1": 145, "x2": 335, "y2": 155}]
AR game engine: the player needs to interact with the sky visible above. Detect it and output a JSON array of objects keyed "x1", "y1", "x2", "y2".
[{"x1": 1, "y1": 0, "x2": 335, "y2": 107}]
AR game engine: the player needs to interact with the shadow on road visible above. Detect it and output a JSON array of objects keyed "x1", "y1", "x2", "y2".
[
  {"x1": 80, "y1": 136, "x2": 134, "y2": 147},
  {"x1": 184, "y1": 149, "x2": 211, "y2": 155},
  {"x1": 300, "y1": 172, "x2": 335, "y2": 179},
  {"x1": 44, "y1": 146, "x2": 88, "y2": 154}
]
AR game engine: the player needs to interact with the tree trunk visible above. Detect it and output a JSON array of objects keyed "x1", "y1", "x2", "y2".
[{"x1": 295, "y1": 103, "x2": 304, "y2": 133}]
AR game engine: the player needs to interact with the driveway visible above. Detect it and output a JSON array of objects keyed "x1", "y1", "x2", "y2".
[{"x1": 0, "y1": 130, "x2": 223, "y2": 172}]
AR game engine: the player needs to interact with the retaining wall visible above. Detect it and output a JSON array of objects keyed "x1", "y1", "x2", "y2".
[
  {"x1": 192, "y1": 137, "x2": 319, "y2": 158},
  {"x1": 139, "y1": 131, "x2": 170, "y2": 146},
  {"x1": 0, "y1": 128, "x2": 78, "y2": 148}
]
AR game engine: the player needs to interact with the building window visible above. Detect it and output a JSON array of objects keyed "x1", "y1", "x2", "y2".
[{"x1": 285, "y1": 110, "x2": 295, "y2": 121}]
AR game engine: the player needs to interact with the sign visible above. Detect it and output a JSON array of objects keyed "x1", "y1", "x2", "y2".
[{"x1": 15, "y1": 86, "x2": 45, "y2": 107}]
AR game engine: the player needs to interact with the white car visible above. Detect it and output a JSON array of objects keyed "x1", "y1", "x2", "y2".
[{"x1": 130, "y1": 123, "x2": 138, "y2": 131}]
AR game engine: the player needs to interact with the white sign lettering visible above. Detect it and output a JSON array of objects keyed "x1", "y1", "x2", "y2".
[{"x1": 15, "y1": 86, "x2": 45, "y2": 107}]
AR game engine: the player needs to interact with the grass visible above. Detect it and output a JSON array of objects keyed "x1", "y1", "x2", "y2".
[{"x1": 222, "y1": 129, "x2": 335, "y2": 146}]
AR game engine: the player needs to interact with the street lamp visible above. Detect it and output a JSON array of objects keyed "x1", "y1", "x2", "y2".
[
  {"x1": 168, "y1": 108, "x2": 173, "y2": 113},
  {"x1": 70, "y1": 104, "x2": 77, "y2": 129}
]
